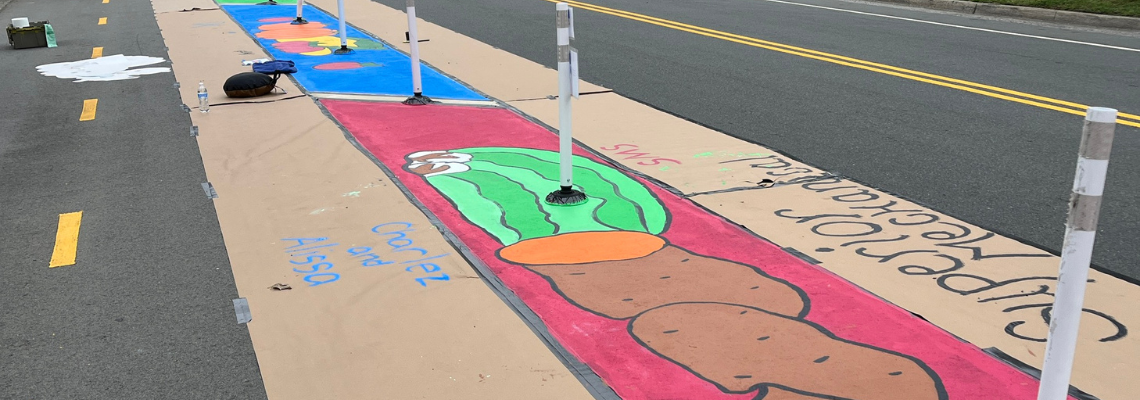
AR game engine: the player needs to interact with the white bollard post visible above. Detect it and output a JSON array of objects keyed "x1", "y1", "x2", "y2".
[
  {"x1": 556, "y1": 3, "x2": 573, "y2": 193},
  {"x1": 291, "y1": 0, "x2": 307, "y2": 24},
  {"x1": 1036, "y1": 107, "x2": 1117, "y2": 400},
  {"x1": 333, "y1": 0, "x2": 353, "y2": 54},
  {"x1": 402, "y1": 0, "x2": 431, "y2": 105},
  {"x1": 544, "y1": 2, "x2": 586, "y2": 206}
]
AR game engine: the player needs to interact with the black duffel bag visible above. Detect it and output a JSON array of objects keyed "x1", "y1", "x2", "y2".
[{"x1": 223, "y1": 72, "x2": 276, "y2": 98}]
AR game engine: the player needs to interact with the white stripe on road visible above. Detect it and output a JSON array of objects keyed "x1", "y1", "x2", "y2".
[{"x1": 755, "y1": 0, "x2": 1140, "y2": 53}]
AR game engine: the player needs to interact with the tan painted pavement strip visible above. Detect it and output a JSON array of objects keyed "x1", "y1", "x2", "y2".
[
  {"x1": 320, "y1": 0, "x2": 1140, "y2": 398},
  {"x1": 511, "y1": 93, "x2": 832, "y2": 194},
  {"x1": 153, "y1": 5, "x2": 591, "y2": 399},
  {"x1": 701, "y1": 182, "x2": 1137, "y2": 400}
]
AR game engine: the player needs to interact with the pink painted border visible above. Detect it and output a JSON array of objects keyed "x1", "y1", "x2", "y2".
[{"x1": 322, "y1": 99, "x2": 1050, "y2": 400}]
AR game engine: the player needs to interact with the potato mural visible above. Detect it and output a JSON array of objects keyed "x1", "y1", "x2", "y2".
[
  {"x1": 404, "y1": 147, "x2": 946, "y2": 400},
  {"x1": 631, "y1": 303, "x2": 943, "y2": 399}
]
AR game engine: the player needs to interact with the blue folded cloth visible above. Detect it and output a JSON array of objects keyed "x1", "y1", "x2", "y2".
[{"x1": 253, "y1": 60, "x2": 297, "y2": 75}]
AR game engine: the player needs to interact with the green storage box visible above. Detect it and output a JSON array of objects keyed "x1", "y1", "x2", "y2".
[{"x1": 7, "y1": 21, "x2": 48, "y2": 49}]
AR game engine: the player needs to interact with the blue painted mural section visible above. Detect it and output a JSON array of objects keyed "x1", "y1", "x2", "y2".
[{"x1": 222, "y1": 5, "x2": 485, "y2": 100}]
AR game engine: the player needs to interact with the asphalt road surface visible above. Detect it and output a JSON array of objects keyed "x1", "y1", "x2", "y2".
[
  {"x1": 0, "y1": 0, "x2": 267, "y2": 398},
  {"x1": 370, "y1": 0, "x2": 1140, "y2": 281}
]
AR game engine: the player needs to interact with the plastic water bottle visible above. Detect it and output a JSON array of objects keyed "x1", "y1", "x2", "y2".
[{"x1": 197, "y1": 81, "x2": 209, "y2": 113}]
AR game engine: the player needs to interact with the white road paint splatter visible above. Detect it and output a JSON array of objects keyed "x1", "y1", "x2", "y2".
[{"x1": 37, "y1": 55, "x2": 171, "y2": 82}]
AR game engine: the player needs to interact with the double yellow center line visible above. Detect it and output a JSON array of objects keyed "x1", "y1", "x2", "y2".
[{"x1": 550, "y1": 0, "x2": 1140, "y2": 128}]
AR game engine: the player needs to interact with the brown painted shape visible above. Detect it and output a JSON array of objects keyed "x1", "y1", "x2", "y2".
[
  {"x1": 630, "y1": 302, "x2": 944, "y2": 400},
  {"x1": 526, "y1": 245, "x2": 807, "y2": 319},
  {"x1": 408, "y1": 163, "x2": 450, "y2": 176},
  {"x1": 408, "y1": 152, "x2": 459, "y2": 163},
  {"x1": 759, "y1": 387, "x2": 828, "y2": 400},
  {"x1": 499, "y1": 231, "x2": 666, "y2": 265}
]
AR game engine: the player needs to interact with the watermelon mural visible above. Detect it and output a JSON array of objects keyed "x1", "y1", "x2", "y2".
[{"x1": 410, "y1": 148, "x2": 668, "y2": 243}]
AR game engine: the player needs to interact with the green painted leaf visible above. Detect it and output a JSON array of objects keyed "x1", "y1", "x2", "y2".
[
  {"x1": 451, "y1": 169, "x2": 556, "y2": 241},
  {"x1": 467, "y1": 160, "x2": 617, "y2": 234},
  {"x1": 459, "y1": 147, "x2": 668, "y2": 234},
  {"x1": 428, "y1": 175, "x2": 521, "y2": 245}
]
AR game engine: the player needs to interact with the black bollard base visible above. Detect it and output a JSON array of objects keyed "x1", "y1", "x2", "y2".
[
  {"x1": 333, "y1": 46, "x2": 355, "y2": 55},
  {"x1": 545, "y1": 186, "x2": 587, "y2": 206},
  {"x1": 402, "y1": 93, "x2": 434, "y2": 106},
  {"x1": 290, "y1": 17, "x2": 308, "y2": 25}
]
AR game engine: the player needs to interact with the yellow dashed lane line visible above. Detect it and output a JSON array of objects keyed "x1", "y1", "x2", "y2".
[
  {"x1": 49, "y1": 212, "x2": 83, "y2": 268},
  {"x1": 80, "y1": 99, "x2": 98, "y2": 121}
]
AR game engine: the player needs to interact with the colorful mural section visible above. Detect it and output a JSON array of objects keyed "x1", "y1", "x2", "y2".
[
  {"x1": 221, "y1": 5, "x2": 485, "y2": 100},
  {"x1": 321, "y1": 100, "x2": 1063, "y2": 400}
]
